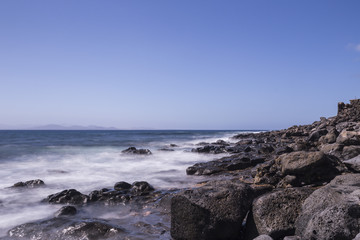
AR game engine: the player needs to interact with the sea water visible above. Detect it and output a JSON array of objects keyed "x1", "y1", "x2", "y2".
[{"x1": 0, "y1": 130, "x2": 246, "y2": 238}]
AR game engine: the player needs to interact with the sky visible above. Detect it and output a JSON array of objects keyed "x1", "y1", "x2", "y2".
[{"x1": 1, "y1": 0, "x2": 360, "y2": 130}]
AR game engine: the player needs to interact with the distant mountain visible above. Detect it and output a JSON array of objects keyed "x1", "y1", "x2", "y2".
[{"x1": 30, "y1": 124, "x2": 119, "y2": 130}]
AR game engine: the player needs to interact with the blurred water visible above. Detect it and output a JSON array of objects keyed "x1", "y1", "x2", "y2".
[{"x1": 0, "y1": 130, "x2": 247, "y2": 237}]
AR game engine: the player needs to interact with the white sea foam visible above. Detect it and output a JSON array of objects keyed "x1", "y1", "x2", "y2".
[{"x1": 0, "y1": 132, "x2": 239, "y2": 237}]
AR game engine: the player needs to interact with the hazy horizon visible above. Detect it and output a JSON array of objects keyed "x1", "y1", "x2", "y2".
[{"x1": 1, "y1": 1, "x2": 360, "y2": 130}]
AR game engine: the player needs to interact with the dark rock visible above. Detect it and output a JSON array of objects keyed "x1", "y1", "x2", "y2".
[
  {"x1": 45, "y1": 189, "x2": 89, "y2": 205},
  {"x1": 170, "y1": 144, "x2": 178, "y2": 147},
  {"x1": 171, "y1": 180, "x2": 254, "y2": 240},
  {"x1": 8, "y1": 218, "x2": 124, "y2": 240},
  {"x1": 114, "y1": 181, "x2": 132, "y2": 191},
  {"x1": 122, "y1": 147, "x2": 152, "y2": 155},
  {"x1": 191, "y1": 145, "x2": 227, "y2": 154},
  {"x1": 55, "y1": 206, "x2": 77, "y2": 217},
  {"x1": 295, "y1": 174, "x2": 360, "y2": 240},
  {"x1": 212, "y1": 139, "x2": 230, "y2": 146},
  {"x1": 12, "y1": 179, "x2": 45, "y2": 188},
  {"x1": 186, "y1": 154, "x2": 265, "y2": 176},
  {"x1": 158, "y1": 148, "x2": 175, "y2": 151},
  {"x1": 249, "y1": 187, "x2": 314, "y2": 239},
  {"x1": 131, "y1": 181, "x2": 155, "y2": 196},
  {"x1": 275, "y1": 146, "x2": 293, "y2": 155}
]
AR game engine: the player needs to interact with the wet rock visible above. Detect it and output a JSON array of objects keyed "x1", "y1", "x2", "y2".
[
  {"x1": 8, "y1": 218, "x2": 124, "y2": 240},
  {"x1": 114, "y1": 181, "x2": 132, "y2": 191},
  {"x1": 295, "y1": 174, "x2": 360, "y2": 240},
  {"x1": 45, "y1": 189, "x2": 89, "y2": 205},
  {"x1": 88, "y1": 181, "x2": 155, "y2": 204},
  {"x1": 55, "y1": 206, "x2": 77, "y2": 217},
  {"x1": 212, "y1": 139, "x2": 230, "y2": 146},
  {"x1": 276, "y1": 151, "x2": 342, "y2": 185},
  {"x1": 170, "y1": 144, "x2": 178, "y2": 147},
  {"x1": 171, "y1": 180, "x2": 254, "y2": 240},
  {"x1": 191, "y1": 145, "x2": 227, "y2": 154},
  {"x1": 131, "y1": 181, "x2": 155, "y2": 196},
  {"x1": 249, "y1": 187, "x2": 314, "y2": 239},
  {"x1": 158, "y1": 148, "x2": 175, "y2": 151},
  {"x1": 186, "y1": 154, "x2": 265, "y2": 176},
  {"x1": 12, "y1": 179, "x2": 45, "y2": 188},
  {"x1": 122, "y1": 147, "x2": 152, "y2": 155}
]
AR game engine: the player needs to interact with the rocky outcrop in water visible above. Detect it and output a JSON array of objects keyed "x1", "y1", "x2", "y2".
[
  {"x1": 122, "y1": 147, "x2": 152, "y2": 155},
  {"x1": 12, "y1": 179, "x2": 45, "y2": 188}
]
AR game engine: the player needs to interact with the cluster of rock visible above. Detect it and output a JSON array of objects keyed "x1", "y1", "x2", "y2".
[
  {"x1": 171, "y1": 100, "x2": 360, "y2": 240},
  {"x1": 3, "y1": 180, "x2": 173, "y2": 240}
]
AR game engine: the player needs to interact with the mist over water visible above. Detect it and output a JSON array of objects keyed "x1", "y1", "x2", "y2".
[{"x1": 0, "y1": 130, "x2": 247, "y2": 237}]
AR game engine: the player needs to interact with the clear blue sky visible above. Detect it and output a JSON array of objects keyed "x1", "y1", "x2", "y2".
[{"x1": 1, "y1": 0, "x2": 360, "y2": 130}]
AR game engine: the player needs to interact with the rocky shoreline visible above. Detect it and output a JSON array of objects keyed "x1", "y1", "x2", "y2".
[{"x1": 3, "y1": 99, "x2": 360, "y2": 239}]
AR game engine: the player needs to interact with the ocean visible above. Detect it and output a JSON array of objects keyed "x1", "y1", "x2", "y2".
[{"x1": 0, "y1": 130, "x2": 248, "y2": 238}]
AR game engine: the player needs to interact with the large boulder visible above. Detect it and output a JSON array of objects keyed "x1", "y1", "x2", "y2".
[
  {"x1": 276, "y1": 151, "x2": 343, "y2": 185},
  {"x1": 249, "y1": 188, "x2": 314, "y2": 239},
  {"x1": 336, "y1": 130, "x2": 360, "y2": 146},
  {"x1": 171, "y1": 180, "x2": 254, "y2": 240},
  {"x1": 295, "y1": 174, "x2": 360, "y2": 240}
]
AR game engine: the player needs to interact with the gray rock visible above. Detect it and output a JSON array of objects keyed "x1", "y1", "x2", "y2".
[
  {"x1": 253, "y1": 235, "x2": 273, "y2": 240},
  {"x1": 283, "y1": 236, "x2": 301, "y2": 240},
  {"x1": 336, "y1": 130, "x2": 360, "y2": 146},
  {"x1": 250, "y1": 188, "x2": 313, "y2": 239},
  {"x1": 344, "y1": 155, "x2": 360, "y2": 172},
  {"x1": 171, "y1": 180, "x2": 254, "y2": 240},
  {"x1": 295, "y1": 174, "x2": 360, "y2": 240},
  {"x1": 319, "y1": 143, "x2": 343, "y2": 157},
  {"x1": 353, "y1": 233, "x2": 360, "y2": 240},
  {"x1": 342, "y1": 145, "x2": 360, "y2": 160},
  {"x1": 276, "y1": 151, "x2": 342, "y2": 185}
]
